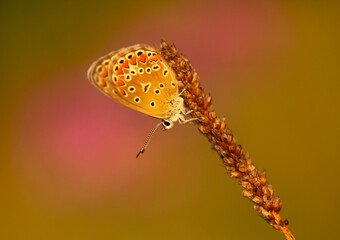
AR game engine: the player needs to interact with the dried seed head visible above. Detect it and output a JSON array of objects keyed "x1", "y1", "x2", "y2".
[
  {"x1": 260, "y1": 171, "x2": 267, "y2": 185},
  {"x1": 247, "y1": 164, "x2": 256, "y2": 172},
  {"x1": 230, "y1": 170, "x2": 243, "y2": 178},
  {"x1": 252, "y1": 196, "x2": 263, "y2": 205},
  {"x1": 263, "y1": 195, "x2": 269, "y2": 202},
  {"x1": 261, "y1": 209, "x2": 272, "y2": 220},
  {"x1": 263, "y1": 186, "x2": 270, "y2": 196},
  {"x1": 213, "y1": 118, "x2": 221, "y2": 129},
  {"x1": 228, "y1": 145, "x2": 236, "y2": 152},
  {"x1": 267, "y1": 185, "x2": 274, "y2": 199},
  {"x1": 242, "y1": 175, "x2": 250, "y2": 181},
  {"x1": 237, "y1": 163, "x2": 247, "y2": 173},
  {"x1": 273, "y1": 197, "x2": 282, "y2": 212},
  {"x1": 241, "y1": 181, "x2": 253, "y2": 191},
  {"x1": 160, "y1": 40, "x2": 293, "y2": 239},
  {"x1": 206, "y1": 95, "x2": 212, "y2": 104},
  {"x1": 242, "y1": 190, "x2": 253, "y2": 199},
  {"x1": 220, "y1": 118, "x2": 226, "y2": 131},
  {"x1": 198, "y1": 125, "x2": 210, "y2": 134},
  {"x1": 225, "y1": 166, "x2": 234, "y2": 171},
  {"x1": 264, "y1": 201, "x2": 274, "y2": 210},
  {"x1": 234, "y1": 145, "x2": 242, "y2": 155},
  {"x1": 225, "y1": 157, "x2": 234, "y2": 166},
  {"x1": 209, "y1": 111, "x2": 216, "y2": 120},
  {"x1": 250, "y1": 169, "x2": 258, "y2": 178}
]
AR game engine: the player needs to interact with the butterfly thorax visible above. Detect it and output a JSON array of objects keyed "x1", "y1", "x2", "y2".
[{"x1": 166, "y1": 96, "x2": 186, "y2": 123}]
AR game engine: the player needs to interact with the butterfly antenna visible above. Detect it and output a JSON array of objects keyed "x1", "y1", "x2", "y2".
[
  {"x1": 136, "y1": 122, "x2": 163, "y2": 158},
  {"x1": 167, "y1": 84, "x2": 189, "y2": 104},
  {"x1": 178, "y1": 84, "x2": 189, "y2": 97}
]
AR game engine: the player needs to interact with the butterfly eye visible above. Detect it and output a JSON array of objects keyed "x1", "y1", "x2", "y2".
[
  {"x1": 162, "y1": 120, "x2": 173, "y2": 130},
  {"x1": 130, "y1": 69, "x2": 136, "y2": 75},
  {"x1": 159, "y1": 83, "x2": 164, "y2": 88},
  {"x1": 103, "y1": 60, "x2": 110, "y2": 66},
  {"x1": 126, "y1": 53, "x2": 133, "y2": 59},
  {"x1": 154, "y1": 89, "x2": 160, "y2": 94},
  {"x1": 150, "y1": 101, "x2": 156, "y2": 108},
  {"x1": 147, "y1": 52, "x2": 152, "y2": 57},
  {"x1": 134, "y1": 97, "x2": 140, "y2": 103},
  {"x1": 136, "y1": 50, "x2": 143, "y2": 56},
  {"x1": 128, "y1": 86, "x2": 135, "y2": 92},
  {"x1": 171, "y1": 82, "x2": 176, "y2": 87},
  {"x1": 138, "y1": 68, "x2": 144, "y2": 74},
  {"x1": 146, "y1": 67, "x2": 151, "y2": 74}
]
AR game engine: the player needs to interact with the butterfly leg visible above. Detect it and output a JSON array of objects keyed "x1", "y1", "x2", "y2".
[
  {"x1": 183, "y1": 109, "x2": 195, "y2": 115},
  {"x1": 178, "y1": 114, "x2": 200, "y2": 125},
  {"x1": 180, "y1": 118, "x2": 199, "y2": 124}
]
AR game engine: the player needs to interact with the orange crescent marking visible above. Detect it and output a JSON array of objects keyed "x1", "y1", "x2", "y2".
[
  {"x1": 129, "y1": 56, "x2": 136, "y2": 65},
  {"x1": 116, "y1": 78, "x2": 125, "y2": 86},
  {"x1": 119, "y1": 88, "x2": 126, "y2": 95},
  {"x1": 149, "y1": 56, "x2": 156, "y2": 62},
  {"x1": 117, "y1": 67, "x2": 124, "y2": 75},
  {"x1": 99, "y1": 78, "x2": 106, "y2": 87},
  {"x1": 100, "y1": 67, "x2": 108, "y2": 77},
  {"x1": 139, "y1": 54, "x2": 146, "y2": 63},
  {"x1": 121, "y1": 60, "x2": 129, "y2": 68}
]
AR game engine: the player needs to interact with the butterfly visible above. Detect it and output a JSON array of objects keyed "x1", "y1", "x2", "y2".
[{"x1": 87, "y1": 44, "x2": 194, "y2": 157}]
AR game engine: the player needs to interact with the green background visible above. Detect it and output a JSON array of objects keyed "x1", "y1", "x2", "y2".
[{"x1": 1, "y1": 0, "x2": 339, "y2": 239}]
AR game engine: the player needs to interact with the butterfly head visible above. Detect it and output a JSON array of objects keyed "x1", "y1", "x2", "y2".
[{"x1": 162, "y1": 120, "x2": 173, "y2": 130}]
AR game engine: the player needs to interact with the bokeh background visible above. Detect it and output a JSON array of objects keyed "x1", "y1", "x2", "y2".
[{"x1": 1, "y1": 0, "x2": 339, "y2": 239}]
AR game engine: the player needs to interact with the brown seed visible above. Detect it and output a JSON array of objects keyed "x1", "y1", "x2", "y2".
[
  {"x1": 242, "y1": 190, "x2": 253, "y2": 198},
  {"x1": 213, "y1": 118, "x2": 221, "y2": 129},
  {"x1": 231, "y1": 171, "x2": 243, "y2": 178},
  {"x1": 264, "y1": 201, "x2": 273, "y2": 210},
  {"x1": 261, "y1": 209, "x2": 272, "y2": 220},
  {"x1": 273, "y1": 197, "x2": 282, "y2": 212},
  {"x1": 238, "y1": 163, "x2": 247, "y2": 173},
  {"x1": 267, "y1": 185, "x2": 274, "y2": 199},
  {"x1": 252, "y1": 196, "x2": 263, "y2": 205},
  {"x1": 251, "y1": 169, "x2": 258, "y2": 178},
  {"x1": 241, "y1": 181, "x2": 253, "y2": 191},
  {"x1": 260, "y1": 171, "x2": 267, "y2": 185},
  {"x1": 225, "y1": 157, "x2": 234, "y2": 165}
]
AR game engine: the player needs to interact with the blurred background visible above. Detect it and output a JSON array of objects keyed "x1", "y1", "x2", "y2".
[{"x1": 1, "y1": 0, "x2": 339, "y2": 239}]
